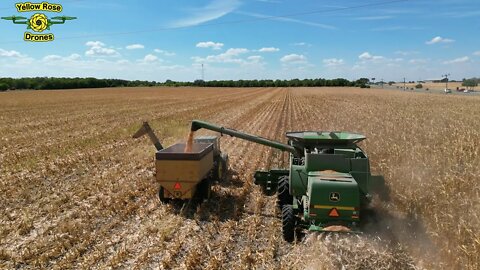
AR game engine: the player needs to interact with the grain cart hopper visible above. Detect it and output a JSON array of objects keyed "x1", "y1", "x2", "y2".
[
  {"x1": 133, "y1": 122, "x2": 228, "y2": 202},
  {"x1": 190, "y1": 120, "x2": 388, "y2": 242}
]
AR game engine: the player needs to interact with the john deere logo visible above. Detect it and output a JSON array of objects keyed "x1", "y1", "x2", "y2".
[
  {"x1": 1, "y1": 2, "x2": 77, "y2": 42},
  {"x1": 329, "y1": 192, "x2": 340, "y2": 202}
]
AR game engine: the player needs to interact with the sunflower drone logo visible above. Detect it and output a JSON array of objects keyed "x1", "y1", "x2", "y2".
[{"x1": 1, "y1": 2, "x2": 77, "y2": 42}]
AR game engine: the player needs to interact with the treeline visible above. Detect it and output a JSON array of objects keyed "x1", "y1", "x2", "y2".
[
  {"x1": 462, "y1": 77, "x2": 480, "y2": 84},
  {"x1": 462, "y1": 78, "x2": 478, "y2": 89},
  {"x1": 166, "y1": 78, "x2": 356, "y2": 87},
  {"x1": 0, "y1": 77, "x2": 157, "y2": 91},
  {"x1": 0, "y1": 77, "x2": 369, "y2": 91}
]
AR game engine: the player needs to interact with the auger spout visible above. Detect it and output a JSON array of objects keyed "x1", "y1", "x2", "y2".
[
  {"x1": 132, "y1": 122, "x2": 163, "y2": 151},
  {"x1": 190, "y1": 120, "x2": 298, "y2": 155}
]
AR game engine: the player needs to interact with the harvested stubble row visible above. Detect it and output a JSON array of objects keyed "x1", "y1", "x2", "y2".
[{"x1": 0, "y1": 87, "x2": 478, "y2": 270}]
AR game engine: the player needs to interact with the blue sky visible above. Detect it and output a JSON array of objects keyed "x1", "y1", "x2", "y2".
[{"x1": 0, "y1": 0, "x2": 479, "y2": 81}]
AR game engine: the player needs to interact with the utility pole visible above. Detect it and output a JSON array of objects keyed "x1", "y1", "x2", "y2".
[
  {"x1": 381, "y1": 78, "x2": 384, "y2": 89},
  {"x1": 403, "y1": 77, "x2": 406, "y2": 91},
  {"x1": 442, "y1": 74, "x2": 450, "y2": 90}
]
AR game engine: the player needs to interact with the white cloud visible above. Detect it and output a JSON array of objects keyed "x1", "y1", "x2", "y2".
[
  {"x1": 280, "y1": 54, "x2": 307, "y2": 64},
  {"x1": 171, "y1": 0, "x2": 241, "y2": 27},
  {"x1": 0, "y1": 49, "x2": 25, "y2": 58},
  {"x1": 0, "y1": 55, "x2": 188, "y2": 81},
  {"x1": 192, "y1": 48, "x2": 249, "y2": 64},
  {"x1": 409, "y1": 58, "x2": 427, "y2": 64},
  {"x1": 323, "y1": 58, "x2": 344, "y2": 67},
  {"x1": 225, "y1": 48, "x2": 249, "y2": 55},
  {"x1": 42, "y1": 54, "x2": 82, "y2": 62},
  {"x1": 85, "y1": 41, "x2": 104, "y2": 47},
  {"x1": 68, "y1": 54, "x2": 81, "y2": 61},
  {"x1": 196, "y1": 41, "x2": 224, "y2": 50},
  {"x1": 43, "y1": 55, "x2": 63, "y2": 61},
  {"x1": 247, "y1": 55, "x2": 263, "y2": 62},
  {"x1": 154, "y1": 49, "x2": 176, "y2": 56},
  {"x1": 443, "y1": 56, "x2": 469, "y2": 64},
  {"x1": 358, "y1": 52, "x2": 384, "y2": 61},
  {"x1": 258, "y1": 47, "x2": 280, "y2": 52},
  {"x1": 426, "y1": 36, "x2": 455, "y2": 45},
  {"x1": 142, "y1": 54, "x2": 159, "y2": 63},
  {"x1": 473, "y1": 51, "x2": 480, "y2": 56},
  {"x1": 354, "y1": 52, "x2": 404, "y2": 73},
  {"x1": 395, "y1": 50, "x2": 419, "y2": 56},
  {"x1": 126, "y1": 44, "x2": 144, "y2": 50},
  {"x1": 358, "y1": 52, "x2": 372, "y2": 60},
  {"x1": 85, "y1": 41, "x2": 119, "y2": 57}
]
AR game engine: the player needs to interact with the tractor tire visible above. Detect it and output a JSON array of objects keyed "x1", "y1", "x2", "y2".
[
  {"x1": 158, "y1": 186, "x2": 171, "y2": 203},
  {"x1": 282, "y1": 204, "x2": 295, "y2": 242},
  {"x1": 277, "y1": 176, "x2": 292, "y2": 210}
]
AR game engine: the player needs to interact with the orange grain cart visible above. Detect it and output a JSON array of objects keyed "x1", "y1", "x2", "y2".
[
  {"x1": 156, "y1": 143, "x2": 214, "y2": 201},
  {"x1": 133, "y1": 122, "x2": 228, "y2": 202}
]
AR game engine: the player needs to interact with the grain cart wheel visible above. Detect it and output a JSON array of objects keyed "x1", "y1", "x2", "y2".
[
  {"x1": 197, "y1": 178, "x2": 212, "y2": 200},
  {"x1": 277, "y1": 176, "x2": 292, "y2": 210},
  {"x1": 220, "y1": 153, "x2": 228, "y2": 181},
  {"x1": 215, "y1": 153, "x2": 229, "y2": 181},
  {"x1": 158, "y1": 186, "x2": 171, "y2": 203},
  {"x1": 282, "y1": 204, "x2": 295, "y2": 242}
]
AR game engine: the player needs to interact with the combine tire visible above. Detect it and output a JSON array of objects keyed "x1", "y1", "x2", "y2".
[
  {"x1": 158, "y1": 186, "x2": 171, "y2": 203},
  {"x1": 282, "y1": 204, "x2": 295, "y2": 242},
  {"x1": 360, "y1": 208, "x2": 379, "y2": 226},
  {"x1": 277, "y1": 176, "x2": 292, "y2": 210}
]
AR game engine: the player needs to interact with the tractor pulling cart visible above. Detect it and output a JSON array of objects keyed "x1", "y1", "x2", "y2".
[{"x1": 134, "y1": 120, "x2": 388, "y2": 242}]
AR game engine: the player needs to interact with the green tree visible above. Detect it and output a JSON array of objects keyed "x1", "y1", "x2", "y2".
[
  {"x1": 0, "y1": 83, "x2": 8, "y2": 91},
  {"x1": 356, "y1": 78, "x2": 370, "y2": 85},
  {"x1": 462, "y1": 79, "x2": 478, "y2": 90}
]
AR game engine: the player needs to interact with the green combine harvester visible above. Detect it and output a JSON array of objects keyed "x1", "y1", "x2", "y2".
[{"x1": 190, "y1": 120, "x2": 388, "y2": 242}]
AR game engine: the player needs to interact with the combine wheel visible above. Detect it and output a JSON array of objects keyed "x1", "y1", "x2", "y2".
[
  {"x1": 360, "y1": 207, "x2": 379, "y2": 227},
  {"x1": 158, "y1": 186, "x2": 171, "y2": 203},
  {"x1": 277, "y1": 176, "x2": 292, "y2": 210},
  {"x1": 282, "y1": 204, "x2": 296, "y2": 242}
]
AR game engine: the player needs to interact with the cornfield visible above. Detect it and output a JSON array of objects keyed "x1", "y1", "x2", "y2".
[{"x1": 0, "y1": 87, "x2": 478, "y2": 269}]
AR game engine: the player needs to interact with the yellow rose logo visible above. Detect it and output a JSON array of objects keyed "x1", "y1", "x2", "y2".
[{"x1": 29, "y1": 13, "x2": 48, "y2": 32}]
